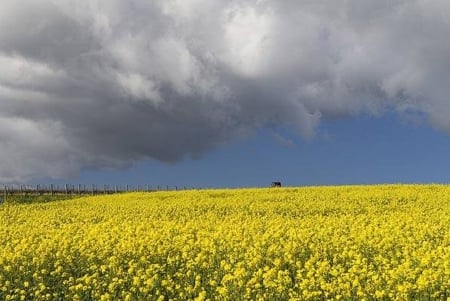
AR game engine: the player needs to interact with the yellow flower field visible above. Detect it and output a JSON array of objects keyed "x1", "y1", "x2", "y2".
[{"x1": 1, "y1": 185, "x2": 450, "y2": 300}]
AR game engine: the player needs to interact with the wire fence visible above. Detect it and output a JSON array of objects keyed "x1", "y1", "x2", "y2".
[{"x1": 1, "y1": 184, "x2": 195, "y2": 197}]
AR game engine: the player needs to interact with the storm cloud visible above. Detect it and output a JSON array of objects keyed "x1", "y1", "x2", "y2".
[{"x1": 1, "y1": 0, "x2": 450, "y2": 182}]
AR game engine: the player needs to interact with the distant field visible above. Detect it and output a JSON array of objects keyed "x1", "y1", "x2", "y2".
[
  {"x1": 1, "y1": 194, "x2": 78, "y2": 204},
  {"x1": 1, "y1": 185, "x2": 450, "y2": 300}
]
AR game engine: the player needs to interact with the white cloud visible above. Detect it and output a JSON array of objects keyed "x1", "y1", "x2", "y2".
[
  {"x1": 0, "y1": 117, "x2": 76, "y2": 182},
  {"x1": 223, "y1": 4, "x2": 274, "y2": 76},
  {"x1": 1, "y1": 0, "x2": 450, "y2": 182},
  {"x1": 116, "y1": 72, "x2": 162, "y2": 104}
]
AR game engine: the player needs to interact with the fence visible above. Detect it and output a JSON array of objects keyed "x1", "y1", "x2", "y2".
[{"x1": 1, "y1": 184, "x2": 193, "y2": 197}]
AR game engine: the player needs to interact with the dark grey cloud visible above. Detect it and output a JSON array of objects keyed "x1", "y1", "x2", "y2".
[{"x1": 1, "y1": 0, "x2": 449, "y2": 182}]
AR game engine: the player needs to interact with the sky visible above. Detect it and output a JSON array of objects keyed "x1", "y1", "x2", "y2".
[{"x1": 1, "y1": 0, "x2": 450, "y2": 187}]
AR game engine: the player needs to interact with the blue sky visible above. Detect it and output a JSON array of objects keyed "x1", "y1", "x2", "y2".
[
  {"x1": 2, "y1": 1, "x2": 450, "y2": 186},
  {"x1": 41, "y1": 112, "x2": 450, "y2": 188}
]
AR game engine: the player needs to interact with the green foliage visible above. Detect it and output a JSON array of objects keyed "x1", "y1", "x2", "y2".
[{"x1": 2, "y1": 194, "x2": 78, "y2": 204}]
